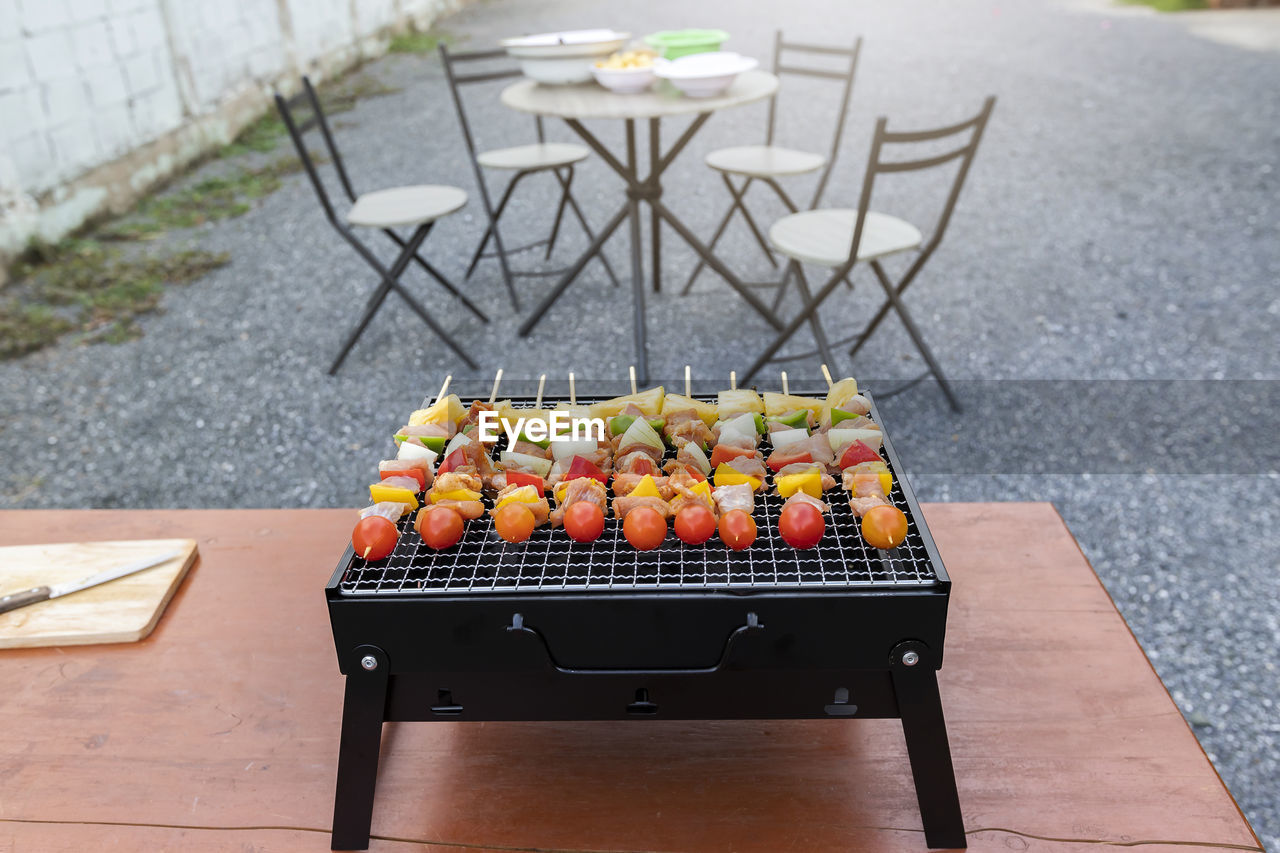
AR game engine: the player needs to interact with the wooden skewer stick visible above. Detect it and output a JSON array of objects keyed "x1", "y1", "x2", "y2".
[
  {"x1": 684, "y1": 365, "x2": 691, "y2": 398},
  {"x1": 434, "y1": 374, "x2": 452, "y2": 405},
  {"x1": 535, "y1": 374, "x2": 546, "y2": 409},
  {"x1": 820, "y1": 363, "x2": 834, "y2": 389},
  {"x1": 569, "y1": 372, "x2": 576, "y2": 407},
  {"x1": 488, "y1": 368, "x2": 503, "y2": 405},
  {"x1": 629, "y1": 365, "x2": 637, "y2": 396},
  {"x1": 781, "y1": 370, "x2": 789, "y2": 396},
  {"x1": 729, "y1": 370, "x2": 737, "y2": 390}
]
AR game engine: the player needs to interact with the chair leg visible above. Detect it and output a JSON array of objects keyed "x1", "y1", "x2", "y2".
[
  {"x1": 742, "y1": 263, "x2": 851, "y2": 382},
  {"x1": 335, "y1": 226, "x2": 479, "y2": 372},
  {"x1": 544, "y1": 167, "x2": 572, "y2": 260},
  {"x1": 381, "y1": 229, "x2": 488, "y2": 324},
  {"x1": 330, "y1": 278, "x2": 393, "y2": 376},
  {"x1": 560, "y1": 172, "x2": 621, "y2": 288},
  {"x1": 737, "y1": 201, "x2": 779, "y2": 269},
  {"x1": 680, "y1": 176, "x2": 755, "y2": 296},
  {"x1": 790, "y1": 263, "x2": 838, "y2": 371},
  {"x1": 412, "y1": 254, "x2": 489, "y2": 323},
  {"x1": 771, "y1": 260, "x2": 796, "y2": 314},
  {"x1": 869, "y1": 260, "x2": 961, "y2": 412},
  {"x1": 463, "y1": 172, "x2": 523, "y2": 281}
]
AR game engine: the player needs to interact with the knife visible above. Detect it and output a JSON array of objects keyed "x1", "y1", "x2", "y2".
[{"x1": 0, "y1": 550, "x2": 182, "y2": 616}]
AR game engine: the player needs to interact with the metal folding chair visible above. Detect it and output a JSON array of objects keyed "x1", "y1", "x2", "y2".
[
  {"x1": 742, "y1": 96, "x2": 997, "y2": 412},
  {"x1": 439, "y1": 44, "x2": 618, "y2": 312},
  {"x1": 274, "y1": 77, "x2": 486, "y2": 375},
  {"x1": 680, "y1": 31, "x2": 862, "y2": 295}
]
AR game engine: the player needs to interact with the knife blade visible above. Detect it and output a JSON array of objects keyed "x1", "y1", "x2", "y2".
[{"x1": 0, "y1": 550, "x2": 182, "y2": 616}]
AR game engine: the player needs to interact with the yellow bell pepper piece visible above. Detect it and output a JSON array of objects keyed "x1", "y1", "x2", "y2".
[
  {"x1": 627, "y1": 474, "x2": 662, "y2": 498},
  {"x1": 713, "y1": 463, "x2": 761, "y2": 491},
  {"x1": 776, "y1": 466, "x2": 824, "y2": 499},
  {"x1": 369, "y1": 484, "x2": 419, "y2": 511},
  {"x1": 429, "y1": 488, "x2": 482, "y2": 504},
  {"x1": 553, "y1": 481, "x2": 570, "y2": 502},
  {"x1": 495, "y1": 486, "x2": 542, "y2": 511},
  {"x1": 850, "y1": 461, "x2": 893, "y2": 495},
  {"x1": 690, "y1": 479, "x2": 712, "y2": 501}
]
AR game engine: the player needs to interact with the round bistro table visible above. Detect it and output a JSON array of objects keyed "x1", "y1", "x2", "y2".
[{"x1": 502, "y1": 70, "x2": 781, "y2": 382}]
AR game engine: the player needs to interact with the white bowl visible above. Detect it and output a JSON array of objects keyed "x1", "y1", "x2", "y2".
[
  {"x1": 654, "y1": 51, "x2": 758, "y2": 98},
  {"x1": 591, "y1": 64, "x2": 656, "y2": 94},
  {"x1": 501, "y1": 29, "x2": 630, "y2": 85}
]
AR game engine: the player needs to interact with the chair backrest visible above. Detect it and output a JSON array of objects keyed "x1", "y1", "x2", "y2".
[
  {"x1": 438, "y1": 44, "x2": 546, "y2": 154},
  {"x1": 765, "y1": 31, "x2": 863, "y2": 207},
  {"x1": 274, "y1": 77, "x2": 359, "y2": 223},
  {"x1": 846, "y1": 96, "x2": 996, "y2": 269}
]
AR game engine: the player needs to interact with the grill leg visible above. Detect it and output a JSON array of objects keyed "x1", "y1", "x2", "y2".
[
  {"x1": 331, "y1": 645, "x2": 389, "y2": 851},
  {"x1": 891, "y1": 645, "x2": 966, "y2": 849}
]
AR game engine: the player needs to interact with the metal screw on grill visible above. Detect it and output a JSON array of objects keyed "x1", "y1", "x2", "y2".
[
  {"x1": 360, "y1": 655, "x2": 378, "y2": 671},
  {"x1": 901, "y1": 651, "x2": 920, "y2": 667}
]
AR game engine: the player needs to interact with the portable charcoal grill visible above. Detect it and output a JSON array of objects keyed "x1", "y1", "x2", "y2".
[{"x1": 325, "y1": 390, "x2": 964, "y2": 850}]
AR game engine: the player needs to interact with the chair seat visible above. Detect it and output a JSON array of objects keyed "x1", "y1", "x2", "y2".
[
  {"x1": 346, "y1": 185, "x2": 467, "y2": 228},
  {"x1": 769, "y1": 208, "x2": 923, "y2": 268},
  {"x1": 475, "y1": 142, "x2": 589, "y2": 171},
  {"x1": 705, "y1": 145, "x2": 826, "y2": 178}
]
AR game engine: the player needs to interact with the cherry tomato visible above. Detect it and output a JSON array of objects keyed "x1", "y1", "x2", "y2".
[
  {"x1": 718, "y1": 509, "x2": 757, "y2": 551},
  {"x1": 779, "y1": 501, "x2": 825, "y2": 549},
  {"x1": 623, "y1": 506, "x2": 666, "y2": 550},
  {"x1": 674, "y1": 505, "x2": 716, "y2": 545},
  {"x1": 563, "y1": 501, "x2": 605, "y2": 543},
  {"x1": 494, "y1": 502, "x2": 536, "y2": 543},
  {"x1": 861, "y1": 505, "x2": 908, "y2": 549},
  {"x1": 352, "y1": 515, "x2": 397, "y2": 561},
  {"x1": 416, "y1": 505, "x2": 464, "y2": 550}
]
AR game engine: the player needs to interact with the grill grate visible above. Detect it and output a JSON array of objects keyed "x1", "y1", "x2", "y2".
[{"x1": 339, "y1": 393, "x2": 940, "y2": 596}]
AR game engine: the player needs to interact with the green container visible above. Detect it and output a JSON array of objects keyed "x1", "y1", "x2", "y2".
[{"x1": 644, "y1": 29, "x2": 730, "y2": 59}]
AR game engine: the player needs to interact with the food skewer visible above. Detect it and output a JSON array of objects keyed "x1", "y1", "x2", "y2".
[
  {"x1": 820, "y1": 363, "x2": 834, "y2": 390},
  {"x1": 781, "y1": 370, "x2": 789, "y2": 396},
  {"x1": 629, "y1": 365, "x2": 637, "y2": 396},
  {"x1": 569, "y1": 371, "x2": 576, "y2": 407},
  {"x1": 434, "y1": 375, "x2": 452, "y2": 407},
  {"x1": 729, "y1": 370, "x2": 737, "y2": 390},
  {"x1": 685, "y1": 365, "x2": 692, "y2": 398},
  {"x1": 488, "y1": 368, "x2": 503, "y2": 405},
  {"x1": 535, "y1": 373, "x2": 546, "y2": 409}
]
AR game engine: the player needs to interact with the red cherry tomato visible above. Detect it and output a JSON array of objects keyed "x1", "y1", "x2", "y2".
[
  {"x1": 563, "y1": 501, "x2": 605, "y2": 543},
  {"x1": 352, "y1": 515, "x2": 398, "y2": 561},
  {"x1": 718, "y1": 509, "x2": 757, "y2": 551},
  {"x1": 494, "y1": 502, "x2": 536, "y2": 543},
  {"x1": 623, "y1": 506, "x2": 667, "y2": 550},
  {"x1": 779, "y1": 501, "x2": 825, "y2": 549},
  {"x1": 674, "y1": 505, "x2": 716, "y2": 545},
  {"x1": 416, "y1": 505, "x2": 464, "y2": 550}
]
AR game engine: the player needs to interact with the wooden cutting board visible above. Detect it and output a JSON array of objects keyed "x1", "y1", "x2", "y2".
[{"x1": 0, "y1": 539, "x2": 198, "y2": 649}]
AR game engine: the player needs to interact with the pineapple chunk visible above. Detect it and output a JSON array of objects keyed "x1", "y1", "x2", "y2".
[
  {"x1": 589, "y1": 386, "x2": 666, "y2": 419},
  {"x1": 716, "y1": 388, "x2": 763, "y2": 418},
  {"x1": 408, "y1": 393, "x2": 466, "y2": 426},
  {"x1": 763, "y1": 392, "x2": 825, "y2": 418},
  {"x1": 661, "y1": 393, "x2": 719, "y2": 428}
]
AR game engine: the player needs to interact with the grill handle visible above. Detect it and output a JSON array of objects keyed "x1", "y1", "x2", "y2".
[{"x1": 506, "y1": 612, "x2": 765, "y2": 675}]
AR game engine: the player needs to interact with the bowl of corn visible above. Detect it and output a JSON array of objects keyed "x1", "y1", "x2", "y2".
[{"x1": 591, "y1": 48, "x2": 659, "y2": 94}]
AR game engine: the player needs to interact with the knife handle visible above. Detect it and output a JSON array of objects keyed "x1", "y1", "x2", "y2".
[{"x1": 0, "y1": 586, "x2": 51, "y2": 615}]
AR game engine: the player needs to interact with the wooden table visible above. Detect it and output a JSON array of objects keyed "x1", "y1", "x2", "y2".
[
  {"x1": 0, "y1": 505, "x2": 1260, "y2": 852},
  {"x1": 503, "y1": 71, "x2": 781, "y2": 383}
]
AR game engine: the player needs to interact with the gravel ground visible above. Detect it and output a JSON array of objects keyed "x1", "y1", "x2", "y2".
[{"x1": 2, "y1": 0, "x2": 1278, "y2": 845}]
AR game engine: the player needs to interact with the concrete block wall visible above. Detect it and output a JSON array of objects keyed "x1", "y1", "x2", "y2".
[{"x1": 0, "y1": 0, "x2": 461, "y2": 274}]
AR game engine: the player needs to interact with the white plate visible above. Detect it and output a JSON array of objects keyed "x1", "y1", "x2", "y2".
[{"x1": 501, "y1": 29, "x2": 630, "y2": 58}]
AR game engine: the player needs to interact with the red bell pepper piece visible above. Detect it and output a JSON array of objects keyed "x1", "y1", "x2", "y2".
[
  {"x1": 767, "y1": 451, "x2": 811, "y2": 473},
  {"x1": 379, "y1": 467, "x2": 426, "y2": 490},
  {"x1": 437, "y1": 448, "x2": 467, "y2": 475},
  {"x1": 683, "y1": 464, "x2": 706, "y2": 482},
  {"x1": 709, "y1": 444, "x2": 756, "y2": 468},
  {"x1": 839, "y1": 440, "x2": 881, "y2": 469},
  {"x1": 505, "y1": 469, "x2": 545, "y2": 496},
  {"x1": 565, "y1": 455, "x2": 609, "y2": 484}
]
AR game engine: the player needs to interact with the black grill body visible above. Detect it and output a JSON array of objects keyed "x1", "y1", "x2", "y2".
[{"x1": 325, "y1": 392, "x2": 964, "y2": 850}]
